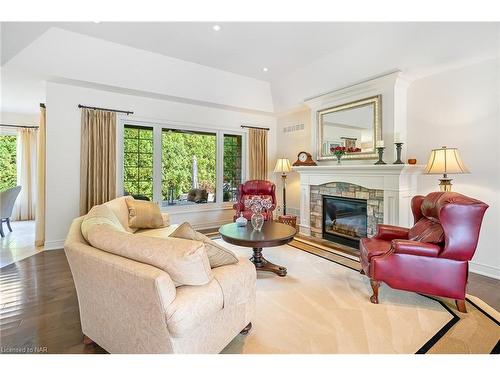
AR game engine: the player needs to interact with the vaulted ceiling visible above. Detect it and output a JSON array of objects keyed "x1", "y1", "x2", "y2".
[{"x1": 1, "y1": 22, "x2": 499, "y2": 114}]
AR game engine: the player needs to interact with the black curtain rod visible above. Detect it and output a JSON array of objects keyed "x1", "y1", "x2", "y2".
[
  {"x1": 241, "y1": 125, "x2": 270, "y2": 131},
  {"x1": 0, "y1": 123, "x2": 39, "y2": 129},
  {"x1": 78, "y1": 104, "x2": 134, "y2": 115}
]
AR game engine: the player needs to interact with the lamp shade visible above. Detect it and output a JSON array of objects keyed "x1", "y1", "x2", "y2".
[
  {"x1": 274, "y1": 158, "x2": 292, "y2": 173},
  {"x1": 424, "y1": 146, "x2": 469, "y2": 175}
]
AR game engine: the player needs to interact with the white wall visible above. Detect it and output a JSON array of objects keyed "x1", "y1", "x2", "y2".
[
  {"x1": 7, "y1": 27, "x2": 274, "y2": 113},
  {"x1": 275, "y1": 108, "x2": 311, "y2": 217},
  {"x1": 45, "y1": 82, "x2": 277, "y2": 248},
  {"x1": 0, "y1": 111, "x2": 39, "y2": 126},
  {"x1": 271, "y1": 23, "x2": 498, "y2": 112},
  {"x1": 407, "y1": 58, "x2": 500, "y2": 278}
]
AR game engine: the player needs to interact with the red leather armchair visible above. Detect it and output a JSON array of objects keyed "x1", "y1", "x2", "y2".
[
  {"x1": 360, "y1": 192, "x2": 488, "y2": 313},
  {"x1": 233, "y1": 180, "x2": 277, "y2": 221}
]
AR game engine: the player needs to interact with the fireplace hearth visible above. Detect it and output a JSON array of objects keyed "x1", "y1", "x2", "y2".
[{"x1": 322, "y1": 195, "x2": 367, "y2": 248}]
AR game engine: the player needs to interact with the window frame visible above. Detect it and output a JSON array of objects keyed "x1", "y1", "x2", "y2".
[
  {"x1": 117, "y1": 118, "x2": 247, "y2": 212},
  {"x1": 122, "y1": 124, "x2": 154, "y2": 200}
]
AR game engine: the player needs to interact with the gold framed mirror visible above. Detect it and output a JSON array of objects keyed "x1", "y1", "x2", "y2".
[{"x1": 317, "y1": 95, "x2": 381, "y2": 161}]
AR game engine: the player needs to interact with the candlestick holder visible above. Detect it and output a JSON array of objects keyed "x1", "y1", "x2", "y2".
[
  {"x1": 393, "y1": 142, "x2": 404, "y2": 164},
  {"x1": 375, "y1": 147, "x2": 386, "y2": 165}
]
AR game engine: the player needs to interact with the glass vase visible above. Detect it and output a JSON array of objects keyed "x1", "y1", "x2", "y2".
[{"x1": 251, "y1": 210, "x2": 264, "y2": 231}]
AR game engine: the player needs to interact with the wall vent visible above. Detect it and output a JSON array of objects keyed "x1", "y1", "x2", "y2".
[{"x1": 283, "y1": 123, "x2": 304, "y2": 133}]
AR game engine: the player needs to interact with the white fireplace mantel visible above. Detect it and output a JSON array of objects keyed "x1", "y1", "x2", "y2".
[{"x1": 293, "y1": 164, "x2": 425, "y2": 236}]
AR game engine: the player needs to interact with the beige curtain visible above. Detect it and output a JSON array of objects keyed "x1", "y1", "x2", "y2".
[
  {"x1": 80, "y1": 109, "x2": 117, "y2": 215},
  {"x1": 248, "y1": 128, "x2": 268, "y2": 180},
  {"x1": 35, "y1": 105, "x2": 46, "y2": 247},
  {"x1": 13, "y1": 128, "x2": 38, "y2": 221}
]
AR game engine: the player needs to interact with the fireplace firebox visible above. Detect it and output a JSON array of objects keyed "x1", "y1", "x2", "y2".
[{"x1": 322, "y1": 195, "x2": 367, "y2": 248}]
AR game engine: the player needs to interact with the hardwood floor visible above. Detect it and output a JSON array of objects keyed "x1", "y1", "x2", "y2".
[
  {"x1": 0, "y1": 220, "x2": 42, "y2": 268},
  {"x1": 0, "y1": 250, "x2": 105, "y2": 353},
  {"x1": 468, "y1": 272, "x2": 500, "y2": 312},
  {"x1": 1, "y1": 249, "x2": 498, "y2": 354}
]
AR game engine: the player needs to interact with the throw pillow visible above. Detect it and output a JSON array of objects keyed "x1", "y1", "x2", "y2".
[
  {"x1": 408, "y1": 217, "x2": 445, "y2": 244},
  {"x1": 170, "y1": 222, "x2": 239, "y2": 268},
  {"x1": 87, "y1": 224, "x2": 213, "y2": 286},
  {"x1": 81, "y1": 204, "x2": 125, "y2": 242},
  {"x1": 126, "y1": 199, "x2": 163, "y2": 229}
]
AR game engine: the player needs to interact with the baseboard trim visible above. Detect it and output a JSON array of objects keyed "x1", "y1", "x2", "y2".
[
  {"x1": 470, "y1": 261, "x2": 500, "y2": 280},
  {"x1": 44, "y1": 240, "x2": 65, "y2": 251}
]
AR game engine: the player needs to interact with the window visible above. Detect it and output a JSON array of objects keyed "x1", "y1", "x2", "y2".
[
  {"x1": 0, "y1": 135, "x2": 17, "y2": 191},
  {"x1": 223, "y1": 134, "x2": 242, "y2": 202},
  {"x1": 123, "y1": 125, "x2": 154, "y2": 200},
  {"x1": 162, "y1": 129, "x2": 217, "y2": 205},
  {"x1": 120, "y1": 122, "x2": 245, "y2": 207}
]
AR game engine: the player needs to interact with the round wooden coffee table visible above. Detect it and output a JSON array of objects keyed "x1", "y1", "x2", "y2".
[{"x1": 219, "y1": 221, "x2": 296, "y2": 277}]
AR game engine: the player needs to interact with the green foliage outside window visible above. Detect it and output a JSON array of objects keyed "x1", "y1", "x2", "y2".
[
  {"x1": 123, "y1": 126, "x2": 243, "y2": 203},
  {"x1": 123, "y1": 126, "x2": 153, "y2": 200},
  {"x1": 0, "y1": 135, "x2": 17, "y2": 191},
  {"x1": 162, "y1": 130, "x2": 216, "y2": 200},
  {"x1": 223, "y1": 134, "x2": 242, "y2": 202}
]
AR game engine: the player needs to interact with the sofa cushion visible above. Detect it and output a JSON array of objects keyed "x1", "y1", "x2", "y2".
[
  {"x1": 170, "y1": 222, "x2": 238, "y2": 268},
  {"x1": 165, "y1": 278, "x2": 224, "y2": 337},
  {"x1": 81, "y1": 205, "x2": 126, "y2": 242},
  {"x1": 408, "y1": 217, "x2": 445, "y2": 244},
  {"x1": 104, "y1": 196, "x2": 137, "y2": 233},
  {"x1": 161, "y1": 213, "x2": 170, "y2": 227},
  {"x1": 135, "y1": 224, "x2": 179, "y2": 239},
  {"x1": 86, "y1": 224, "x2": 213, "y2": 286},
  {"x1": 126, "y1": 199, "x2": 163, "y2": 229}
]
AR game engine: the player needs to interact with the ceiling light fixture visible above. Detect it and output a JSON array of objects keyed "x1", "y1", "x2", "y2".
[
  {"x1": 93, "y1": 21, "x2": 101, "y2": 24},
  {"x1": 212, "y1": 24, "x2": 221, "y2": 31},
  {"x1": 262, "y1": 67, "x2": 269, "y2": 72}
]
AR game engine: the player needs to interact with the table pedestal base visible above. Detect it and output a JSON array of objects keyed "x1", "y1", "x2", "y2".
[{"x1": 250, "y1": 247, "x2": 287, "y2": 277}]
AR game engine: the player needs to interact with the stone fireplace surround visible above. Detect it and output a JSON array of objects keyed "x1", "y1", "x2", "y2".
[
  {"x1": 310, "y1": 182, "x2": 384, "y2": 240},
  {"x1": 293, "y1": 165, "x2": 425, "y2": 241}
]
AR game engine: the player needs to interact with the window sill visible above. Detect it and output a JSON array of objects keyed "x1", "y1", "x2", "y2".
[{"x1": 161, "y1": 202, "x2": 235, "y2": 214}]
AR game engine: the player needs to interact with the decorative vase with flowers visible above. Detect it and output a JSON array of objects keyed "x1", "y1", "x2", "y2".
[
  {"x1": 330, "y1": 146, "x2": 362, "y2": 164},
  {"x1": 244, "y1": 196, "x2": 273, "y2": 231}
]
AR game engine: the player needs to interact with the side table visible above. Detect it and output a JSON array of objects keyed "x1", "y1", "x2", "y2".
[{"x1": 278, "y1": 215, "x2": 297, "y2": 229}]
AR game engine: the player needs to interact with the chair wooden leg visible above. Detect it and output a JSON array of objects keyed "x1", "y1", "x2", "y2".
[
  {"x1": 240, "y1": 322, "x2": 252, "y2": 335},
  {"x1": 360, "y1": 269, "x2": 365, "y2": 275},
  {"x1": 83, "y1": 335, "x2": 95, "y2": 345},
  {"x1": 370, "y1": 279, "x2": 380, "y2": 304},
  {"x1": 0, "y1": 221, "x2": 4, "y2": 238},
  {"x1": 455, "y1": 299, "x2": 467, "y2": 313},
  {"x1": 6, "y1": 218, "x2": 12, "y2": 232}
]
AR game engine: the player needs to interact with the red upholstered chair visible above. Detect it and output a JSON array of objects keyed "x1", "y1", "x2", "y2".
[
  {"x1": 233, "y1": 180, "x2": 277, "y2": 221},
  {"x1": 360, "y1": 192, "x2": 488, "y2": 313}
]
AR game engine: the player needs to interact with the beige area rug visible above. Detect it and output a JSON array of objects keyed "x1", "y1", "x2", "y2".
[{"x1": 214, "y1": 238, "x2": 500, "y2": 354}]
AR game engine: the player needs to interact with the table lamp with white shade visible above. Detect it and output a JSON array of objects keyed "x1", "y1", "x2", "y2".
[
  {"x1": 274, "y1": 158, "x2": 292, "y2": 215},
  {"x1": 424, "y1": 146, "x2": 469, "y2": 191}
]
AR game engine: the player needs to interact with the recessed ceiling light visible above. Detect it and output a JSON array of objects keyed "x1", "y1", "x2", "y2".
[
  {"x1": 262, "y1": 67, "x2": 269, "y2": 72},
  {"x1": 212, "y1": 24, "x2": 221, "y2": 31}
]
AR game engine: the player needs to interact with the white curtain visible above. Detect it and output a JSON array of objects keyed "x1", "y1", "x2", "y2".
[
  {"x1": 35, "y1": 105, "x2": 46, "y2": 246},
  {"x1": 13, "y1": 128, "x2": 38, "y2": 221}
]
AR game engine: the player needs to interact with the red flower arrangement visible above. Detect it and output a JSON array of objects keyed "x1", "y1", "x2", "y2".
[{"x1": 330, "y1": 146, "x2": 362, "y2": 157}]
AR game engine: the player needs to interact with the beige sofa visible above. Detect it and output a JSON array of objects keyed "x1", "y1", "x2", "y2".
[{"x1": 64, "y1": 197, "x2": 256, "y2": 354}]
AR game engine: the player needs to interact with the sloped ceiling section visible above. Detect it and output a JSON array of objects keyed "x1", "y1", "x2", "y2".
[
  {"x1": 270, "y1": 23, "x2": 500, "y2": 112},
  {"x1": 2, "y1": 27, "x2": 274, "y2": 113}
]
